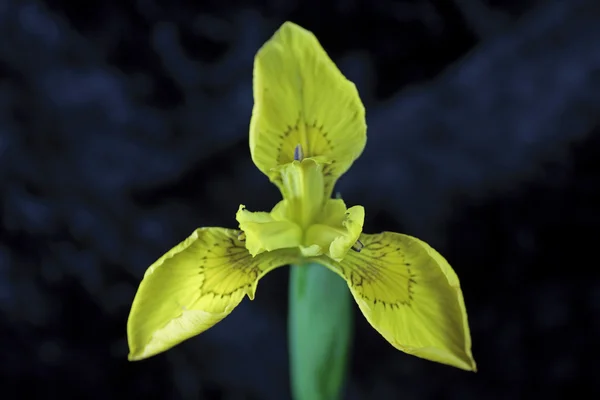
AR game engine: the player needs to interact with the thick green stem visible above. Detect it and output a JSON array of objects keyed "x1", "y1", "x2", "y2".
[{"x1": 288, "y1": 262, "x2": 353, "y2": 400}]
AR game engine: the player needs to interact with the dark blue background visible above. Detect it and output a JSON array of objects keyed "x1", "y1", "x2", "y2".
[{"x1": 1, "y1": 0, "x2": 599, "y2": 398}]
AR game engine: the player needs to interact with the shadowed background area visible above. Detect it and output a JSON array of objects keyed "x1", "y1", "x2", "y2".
[{"x1": 1, "y1": 0, "x2": 599, "y2": 398}]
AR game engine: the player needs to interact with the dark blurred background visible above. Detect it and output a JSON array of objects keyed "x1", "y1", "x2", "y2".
[{"x1": 1, "y1": 0, "x2": 599, "y2": 398}]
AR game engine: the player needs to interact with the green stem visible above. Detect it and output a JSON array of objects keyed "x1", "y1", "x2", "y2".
[{"x1": 288, "y1": 262, "x2": 353, "y2": 400}]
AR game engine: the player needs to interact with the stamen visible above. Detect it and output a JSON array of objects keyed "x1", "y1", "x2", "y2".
[
  {"x1": 294, "y1": 144, "x2": 304, "y2": 161},
  {"x1": 237, "y1": 231, "x2": 246, "y2": 242},
  {"x1": 351, "y1": 239, "x2": 364, "y2": 252}
]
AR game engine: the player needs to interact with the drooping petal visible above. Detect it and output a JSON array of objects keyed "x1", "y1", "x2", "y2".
[
  {"x1": 251, "y1": 21, "x2": 367, "y2": 198},
  {"x1": 127, "y1": 227, "x2": 299, "y2": 361},
  {"x1": 236, "y1": 204, "x2": 302, "y2": 256},
  {"x1": 318, "y1": 232, "x2": 476, "y2": 371}
]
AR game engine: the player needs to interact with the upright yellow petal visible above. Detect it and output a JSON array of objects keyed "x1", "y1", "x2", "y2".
[
  {"x1": 251, "y1": 21, "x2": 367, "y2": 198},
  {"x1": 318, "y1": 232, "x2": 476, "y2": 371},
  {"x1": 306, "y1": 200, "x2": 365, "y2": 262},
  {"x1": 127, "y1": 227, "x2": 299, "y2": 361},
  {"x1": 275, "y1": 158, "x2": 325, "y2": 228}
]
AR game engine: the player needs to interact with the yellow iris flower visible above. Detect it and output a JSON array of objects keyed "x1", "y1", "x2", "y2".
[{"x1": 127, "y1": 22, "x2": 476, "y2": 372}]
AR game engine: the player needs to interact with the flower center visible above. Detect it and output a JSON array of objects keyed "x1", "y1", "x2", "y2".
[{"x1": 236, "y1": 145, "x2": 364, "y2": 261}]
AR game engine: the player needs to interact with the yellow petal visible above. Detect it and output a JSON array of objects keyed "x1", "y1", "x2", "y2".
[
  {"x1": 329, "y1": 205, "x2": 364, "y2": 261},
  {"x1": 275, "y1": 158, "x2": 325, "y2": 228},
  {"x1": 318, "y1": 232, "x2": 476, "y2": 371},
  {"x1": 306, "y1": 200, "x2": 365, "y2": 261},
  {"x1": 236, "y1": 204, "x2": 302, "y2": 256},
  {"x1": 127, "y1": 227, "x2": 299, "y2": 361},
  {"x1": 251, "y1": 21, "x2": 367, "y2": 198}
]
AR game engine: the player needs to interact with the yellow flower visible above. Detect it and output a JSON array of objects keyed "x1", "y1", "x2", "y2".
[{"x1": 127, "y1": 22, "x2": 476, "y2": 372}]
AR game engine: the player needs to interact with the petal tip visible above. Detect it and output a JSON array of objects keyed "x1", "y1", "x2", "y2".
[{"x1": 127, "y1": 347, "x2": 149, "y2": 362}]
